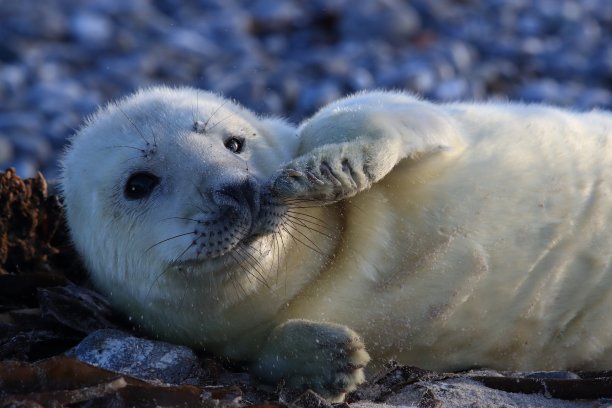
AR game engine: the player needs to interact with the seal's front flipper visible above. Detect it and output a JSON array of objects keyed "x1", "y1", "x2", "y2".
[
  {"x1": 253, "y1": 319, "x2": 370, "y2": 402},
  {"x1": 269, "y1": 140, "x2": 393, "y2": 202},
  {"x1": 269, "y1": 91, "x2": 464, "y2": 204}
]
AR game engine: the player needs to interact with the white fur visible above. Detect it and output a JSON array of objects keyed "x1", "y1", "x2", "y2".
[
  {"x1": 283, "y1": 92, "x2": 612, "y2": 371},
  {"x1": 62, "y1": 87, "x2": 612, "y2": 400}
]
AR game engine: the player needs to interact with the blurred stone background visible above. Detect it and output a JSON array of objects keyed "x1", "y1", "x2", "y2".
[{"x1": 0, "y1": 0, "x2": 610, "y2": 181}]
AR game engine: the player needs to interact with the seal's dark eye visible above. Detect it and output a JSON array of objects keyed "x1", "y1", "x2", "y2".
[
  {"x1": 124, "y1": 172, "x2": 160, "y2": 200},
  {"x1": 224, "y1": 137, "x2": 243, "y2": 154}
]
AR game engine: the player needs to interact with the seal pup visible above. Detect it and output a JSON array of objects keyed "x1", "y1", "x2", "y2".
[{"x1": 61, "y1": 87, "x2": 612, "y2": 401}]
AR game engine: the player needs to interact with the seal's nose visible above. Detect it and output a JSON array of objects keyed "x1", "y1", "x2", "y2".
[{"x1": 213, "y1": 176, "x2": 260, "y2": 218}]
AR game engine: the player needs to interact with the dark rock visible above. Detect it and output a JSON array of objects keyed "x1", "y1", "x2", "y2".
[{"x1": 38, "y1": 284, "x2": 119, "y2": 334}]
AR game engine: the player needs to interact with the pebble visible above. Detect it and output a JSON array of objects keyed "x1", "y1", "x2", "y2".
[
  {"x1": 433, "y1": 78, "x2": 469, "y2": 101},
  {"x1": 70, "y1": 11, "x2": 112, "y2": 45},
  {"x1": 67, "y1": 329, "x2": 202, "y2": 384},
  {"x1": 0, "y1": 0, "x2": 610, "y2": 179}
]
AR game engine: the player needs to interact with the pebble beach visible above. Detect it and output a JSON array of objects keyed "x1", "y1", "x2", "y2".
[{"x1": 0, "y1": 0, "x2": 611, "y2": 180}]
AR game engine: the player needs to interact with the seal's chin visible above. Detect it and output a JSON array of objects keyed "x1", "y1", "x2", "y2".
[{"x1": 168, "y1": 228, "x2": 270, "y2": 272}]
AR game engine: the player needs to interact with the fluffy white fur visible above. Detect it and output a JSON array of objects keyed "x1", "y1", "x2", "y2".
[{"x1": 62, "y1": 87, "x2": 612, "y2": 401}]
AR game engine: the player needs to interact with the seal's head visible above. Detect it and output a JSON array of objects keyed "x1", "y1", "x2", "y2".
[{"x1": 61, "y1": 87, "x2": 297, "y2": 314}]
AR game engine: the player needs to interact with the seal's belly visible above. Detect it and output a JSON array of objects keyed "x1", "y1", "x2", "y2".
[{"x1": 287, "y1": 135, "x2": 612, "y2": 370}]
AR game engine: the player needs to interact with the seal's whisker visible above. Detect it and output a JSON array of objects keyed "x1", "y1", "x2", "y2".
[
  {"x1": 149, "y1": 127, "x2": 159, "y2": 151},
  {"x1": 281, "y1": 197, "x2": 325, "y2": 205},
  {"x1": 143, "y1": 121, "x2": 159, "y2": 151},
  {"x1": 191, "y1": 89, "x2": 200, "y2": 126},
  {"x1": 106, "y1": 145, "x2": 145, "y2": 152},
  {"x1": 271, "y1": 232, "x2": 280, "y2": 285},
  {"x1": 285, "y1": 201, "x2": 322, "y2": 208},
  {"x1": 344, "y1": 200, "x2": 367, "y2": 215},
  {"x1": 160, "y1": 216, "x2": 201, "y2": 223},
  {"x1": 199, "y1": 100, "x2": 229, "y2": 133},
  {"x1": 146, "y1": 231, "x2": 196, "y2": 252},
  {"x1": 281, "y1": 224, "x2": 324, "y2": 256},
  {"x1": 119, "y1": 155, "x2": 145, "y2": 166},
  {"x1": 146, "y1": 256, "x2": 189, "y2": 301},
  {"x1": 188, "y1": 201, "x2": 214, "y2": 215},
  {"x1": 273, "y1": 232, "x2": 286, "y2": 287},
  {"x1": 286, "y1": 209, "x2": 328, "y2": 222},
  {"x1": 230, "y1": 229, "x2": 273, "y2": 286},
  {"x1": 208, "y1": 263, "x2": 217, "y2": 294},
  {"x1": 172, "y1": 241, "x2": 196, "y2": 263},
  {"x1": 146, "y1": 269, "x2": 167, "y2": 300},
  {"x1": 275, "y1": 226, "x2": 289, "y2": 295},
  {"x1": 286, "y1": 210, "x2": 335, "y2": 232},
  {"x1": 193, "y1": 184, "x2": 207, "y2": 201},
  {"x1": 228, "y1": 252, "x2": 249, "y2": 298},
  {"x1": 235, "y1": 244, "x2": 270, "y2": 288},
  {"x1": 207, "y1": 113, "x2": 235, "y2": 133},
  {"x1": 190, "y1": 183, "x2": 216, "y2": 214},
  {"x1": 117, "y1": 105, "x2": 150, "y2": 146},
  {"x1": 232, "y1": 250, "x2": 256, "y2": 287},
  {"x1": 285, "y1": 215, "x2": 335, "y2": 240},
  {"x1": 176, "y1": 267, "x2": 191, "y2": 310},
  {"x1": 238, "y1": 240, "x2": 272, "y2": 280},
  {"x1": 281, "y1": 197, "x2": 321, "y2": 203},
  {"x1": 286, "y1": 220, "x2": 325, "y2": 254},
  {"x1": 280, "y1": 198, "x2": 328, "y2": 208}
]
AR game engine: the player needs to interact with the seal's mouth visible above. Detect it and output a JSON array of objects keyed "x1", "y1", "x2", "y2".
[
  {"x1": 167, "y1": 181, "x2": 288, "y2": 266},
  {"x1": 193, "y1": 207, "x2": 252, "y2": 260}
]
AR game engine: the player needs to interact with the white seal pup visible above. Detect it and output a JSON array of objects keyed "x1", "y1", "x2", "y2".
[{"x1": 61, "y1": 87, "x2": 612, "y2": 401}]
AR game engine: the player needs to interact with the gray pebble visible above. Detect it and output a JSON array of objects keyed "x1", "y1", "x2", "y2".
[
  {"x1": 165, "y1": 28, "x2": 221, "y2": 58},
  {"x1": 0, "y1": 65, "x2": 27, "y2": 97},
  {"x1": 70, "y1": 11, "x2": 112, "y2": 44},
  {"x1": 67, "y1": 329, "x2": 202, "y2": 384},
  {"x1": 433, "y1": 78, "x2": 469, "y2": 101}
]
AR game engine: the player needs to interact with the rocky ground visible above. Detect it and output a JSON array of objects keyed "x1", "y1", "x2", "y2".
[
  {"x1": 2, "y1": 170, "x2": 612, "y2": 407},
  {"x1": 0, "y1": 0, "x2": 611, "y2": 182}
]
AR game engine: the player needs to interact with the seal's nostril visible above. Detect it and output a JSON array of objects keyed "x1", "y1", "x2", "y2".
[{"x1": 214, "y1": 176, "x2": 260, "y2": 217}]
